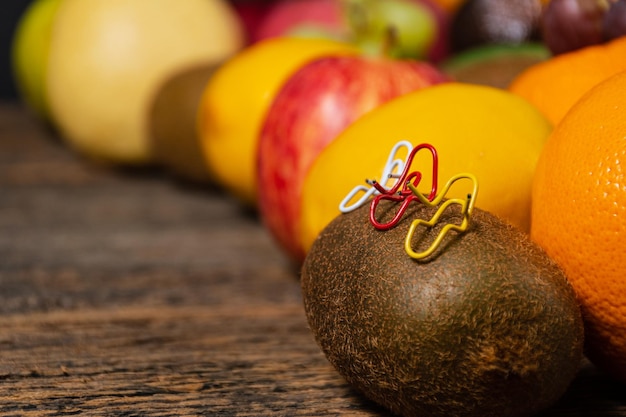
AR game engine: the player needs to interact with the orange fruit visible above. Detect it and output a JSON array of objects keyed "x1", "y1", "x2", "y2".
[
  {"x1": 531, "y1": 70, "x2": 626, "y2": 382},
  {"x1": 509, "y1": 35, "x2": 626, "y2": 126}
]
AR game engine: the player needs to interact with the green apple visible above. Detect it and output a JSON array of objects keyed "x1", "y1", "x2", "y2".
[
  {"x1": 46, "y1": 0, "x2": 245, "y2": 165},
  {"x1": 11, "y1": 0, "x2": 62, "y2": 121},
  {"x1": 345, "y1": 0, "x2": 437, "y2": 59}
]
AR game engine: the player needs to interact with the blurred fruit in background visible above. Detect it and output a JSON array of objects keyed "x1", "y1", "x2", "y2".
[
  {"x1": 198, "y1": 37, "x2": 359, "y2": 207},
  {"x1": 346, "y1": 0, "x2": 449, "y2": 61},
  {"x1": 253, "y1": 0, "x2": 348, "y2": 43},
  {"x1": 541, "y1": 0, "x2": 626, "y2": 55},
  {"x1": 450, "y1": 0, "x2": 543, "y2": 52},
  {"x1": 441, "y1": 42, "x2": 551, "y2": 88},
  {"x1": 228, "y1": 0, "x2": 277, "y2": 42},
  {"x1": 430, "y1": 0, "x2": 467, "y2": 13},
  {"x1": 300, "y1": 83, "x2": 553, "y2": 255},
  {"x1": 250, "y1": 0, "x2": 450, "y2": 62},
  {"x1": 531, "y1": 70, "x2": 626, "y2": 383},
  {"x1": 148, "y1": 63, "x2": 219, "y2": 184},
  {"x1": 34, "y1": 0, "x2": 244, "y2": 166},
  {"x1": 603, "y1": 0, "x2": 626, "y2": 40},
  {"x1": 256, "y1": 55, "x2": 448, "y2": 263},
  {"x1": 508, "y1": 35, "x2": 626, "y2": 125},
  {"x1": 541, "y1": 0, "x2": 607, "y2": 54},
  {"x1": 11, "y1": 0, "x2": 61, "y2": 122}
]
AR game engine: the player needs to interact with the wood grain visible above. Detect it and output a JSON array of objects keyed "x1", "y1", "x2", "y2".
[{"x1": 0, "y1": 103, "x2": 624, "y2": 416}]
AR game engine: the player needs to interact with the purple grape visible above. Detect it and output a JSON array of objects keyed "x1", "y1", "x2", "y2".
[
  {"x1": 603, "y1": 0, "x2": 626, "y2": 40},
  {"x1": 541, "y1": 0, "x2": 608, "y2": 54}
]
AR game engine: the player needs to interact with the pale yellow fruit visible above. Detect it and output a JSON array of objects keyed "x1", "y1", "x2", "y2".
[
  {"x1": 198, "y1": 37, "x2": 359, "y2": 206},
  {"x1": 300, "y1": 82, "x2": 553, "y2": 253},
  {"x1": 46, "y1": 0, "x2": 244, "y2": 164}
]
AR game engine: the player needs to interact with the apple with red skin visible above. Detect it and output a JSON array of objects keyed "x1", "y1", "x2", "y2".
[
  {"x1": 252, "y1": 0, "x2": 450, "y2": 62},
  {"x1": 256, "y1": 55, "x2": 448, "y2": 263},
  {"x1": 253, "y1": 0, "x2": 347, "y2": 42}
]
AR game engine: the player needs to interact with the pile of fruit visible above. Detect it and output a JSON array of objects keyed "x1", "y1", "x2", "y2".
[{"x1": 11, "y1": 0, "x2": 626, "y2": 416}]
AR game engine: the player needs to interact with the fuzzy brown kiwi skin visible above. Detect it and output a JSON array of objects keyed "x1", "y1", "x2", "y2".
[{"x1": 301, "y1": 200, "x2": 584, "y2": 417}]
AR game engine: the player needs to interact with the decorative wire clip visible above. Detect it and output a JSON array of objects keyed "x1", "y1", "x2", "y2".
[
  {"x1": 369, "y1": 143, "x2": 438, "y2": 230},
  {"x1": 338, "y1": 140, "x2": 414, "y2": 213},
  {"x1": 404, "y1": 173, "x2": 479, "y2": 260},
  {"x1": 339, "y1": 140, "x2": 479, "y2": 260}
]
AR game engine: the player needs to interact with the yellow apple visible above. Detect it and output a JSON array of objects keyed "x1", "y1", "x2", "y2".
[
  {"x1": 11, "y1": 0, "x2": 62, "y2": 122},
  {"x1": 46, "y1": 0, "x2": 245, "y2": 165}
]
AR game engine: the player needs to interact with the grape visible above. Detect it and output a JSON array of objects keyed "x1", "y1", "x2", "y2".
[
  {"x1": 603, "y1": 0, "x2": 626, "y2": 40},
  {"x1": 541, "y1": 0, "x2": 609, "y2": 55}
]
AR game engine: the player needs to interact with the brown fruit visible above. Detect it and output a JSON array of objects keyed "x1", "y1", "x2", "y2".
[
  {"x1": 301, "y1": 200, "x2": 584, "y2": 417},
  {"x1": 441, "y1": 43, "x2": 550, "y2": 89},
  {"x1": 450, "y1": 0, "x2": 542, "y2": 52},
  {"x1": 149, "y1": 63, "x2": 218, "y2": 183}
]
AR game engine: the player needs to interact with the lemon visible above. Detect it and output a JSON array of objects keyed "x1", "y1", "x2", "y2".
[
  {"x1": 300, "y1": 82, "x2": 552, "y2": 253},
  {"x1": 197, "y1": 37, "x2": 358, "y2": 206}
]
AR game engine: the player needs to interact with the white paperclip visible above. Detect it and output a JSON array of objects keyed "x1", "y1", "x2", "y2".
[{"x1": 338, "y1": 140, "x2": 414, "y2": 213}]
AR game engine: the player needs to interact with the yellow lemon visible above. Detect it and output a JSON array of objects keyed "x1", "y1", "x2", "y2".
[
  {"x1": 197, "y1": 37, "x2": 358, "y2": 206},
  {"x1": 300, "y1": 82, "x2": 552, "y2": 253}
]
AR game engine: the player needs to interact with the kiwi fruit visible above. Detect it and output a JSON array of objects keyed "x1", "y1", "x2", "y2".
[
  {"x1": 149, "y1": 62, "x2": 218, "y2": 184},
  {"x1": 440, "y1": 43, "x2": 551, "y2": 89},
  {"x1": 301, "y1": 199, "x2": 584, "y2": 417}
]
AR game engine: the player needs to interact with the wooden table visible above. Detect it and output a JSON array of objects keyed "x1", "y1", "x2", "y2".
[{"x1": 0, "y1": 102, "x2": 624, "y2": 416}]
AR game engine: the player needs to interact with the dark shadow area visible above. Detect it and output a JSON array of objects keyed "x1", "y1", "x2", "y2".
[
  {"x1": 538, "y1": 359, "x2": 626, "y2": 417},
  {"x1": 1, "y1": 0, "x2": 33, "y2": 99}
]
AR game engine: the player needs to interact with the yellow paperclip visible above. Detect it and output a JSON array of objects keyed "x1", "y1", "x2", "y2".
[{"x1": 403, "y1": 173, "x2": 478, "y2": 260}]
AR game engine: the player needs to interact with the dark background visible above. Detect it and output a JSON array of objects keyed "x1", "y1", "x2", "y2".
[{"x1": 1, "y1": 1, "x2": 37, "y2": 100}]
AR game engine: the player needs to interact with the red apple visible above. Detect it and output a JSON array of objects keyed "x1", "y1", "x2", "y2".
[
  {"x1": 253, "y1": 0, "x2": 348, "y2": 42},
  {"x1": 256, "y1": 55, "x2": 448, "y2": 263},
  {"x1": 252, "y1": 0, "x2": 450, "y2": 61}
]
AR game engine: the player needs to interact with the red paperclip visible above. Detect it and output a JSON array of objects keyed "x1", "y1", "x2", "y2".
[{"x1": 369, "y1": 143, "x2": 439, "y2": 230}]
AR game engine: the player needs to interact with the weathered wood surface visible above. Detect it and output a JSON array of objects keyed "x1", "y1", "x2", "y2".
[{"x1": 0, "y1": 102, "x2": 624, "y2": 416}]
